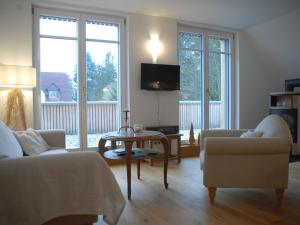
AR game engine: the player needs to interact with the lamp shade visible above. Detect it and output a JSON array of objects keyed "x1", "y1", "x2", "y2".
[{"x1": 0, "y1": 65, "x2": 36, "y2": 88}]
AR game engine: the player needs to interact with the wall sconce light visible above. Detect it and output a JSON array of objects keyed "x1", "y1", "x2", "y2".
[
  {"x1": 0, "y1": 65, "x2": 36, "y2": 130},
  {"x1": 147, "y1": 34, "x2": 162, "y2": 64}
]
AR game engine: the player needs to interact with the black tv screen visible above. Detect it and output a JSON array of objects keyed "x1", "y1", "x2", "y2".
[{"x1": 141, "y1": 63, "x2": 180, "y2": 90}]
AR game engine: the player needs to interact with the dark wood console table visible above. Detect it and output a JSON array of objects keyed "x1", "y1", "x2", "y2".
[{"x1": 148, "y1": 133, "x2": 183, "y2": 165}]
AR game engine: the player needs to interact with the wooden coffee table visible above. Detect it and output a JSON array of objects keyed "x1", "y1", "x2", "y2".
[{"x1": 98, "y1": 130, "x2": 169, "y2": 199}]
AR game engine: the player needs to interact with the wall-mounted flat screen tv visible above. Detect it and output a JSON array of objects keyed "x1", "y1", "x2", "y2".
[{"x1": 141, "y1": 63, "x2": 180, "y2": 90}]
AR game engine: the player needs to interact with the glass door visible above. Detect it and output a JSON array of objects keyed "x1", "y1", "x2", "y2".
[
  {"x1": 178, "y1": 31, "x2": 203, "y2": 139},
  {"x1": 208, "y1": 36, "x2": 231, "y2": 129},
  {"x1": 178, "y1": 27, "x2": 233, "y2": 137},
  {"x1": 35, "y1": 9, "x2": 124, "y2": 150},
  {"x1": 38, "y1": 15, "x2": 80, "y2": 149},
  {"x1": 84, "y1": 20, "x2": 121, "y2": 148}
]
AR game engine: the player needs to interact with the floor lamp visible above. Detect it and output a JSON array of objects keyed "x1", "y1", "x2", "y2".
[{"x1": 0, "y1": 65, "x2": 36, "y2": 131}]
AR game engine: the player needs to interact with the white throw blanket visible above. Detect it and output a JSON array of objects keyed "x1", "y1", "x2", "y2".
[{"x1": 0, "y1": 151, "x2": 125, "y2": 225}]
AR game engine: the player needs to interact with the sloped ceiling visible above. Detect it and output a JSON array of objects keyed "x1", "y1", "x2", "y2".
[
  {"x1": 244, "y1": 9, "x2": 300, "y2": 84},
  {"x1": 37, "y1": 0, "x2": 300, "y2": 29}
]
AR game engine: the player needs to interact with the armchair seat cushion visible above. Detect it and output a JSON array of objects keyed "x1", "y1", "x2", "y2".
[{"x1": 240, "y1": 130, "x2": 263, "y2": 138}]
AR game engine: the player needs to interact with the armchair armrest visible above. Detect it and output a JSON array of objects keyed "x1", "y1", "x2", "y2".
[
  {"x1": 37, "y1": 129, "x2": 66, "y2": 148},
  {"x1": 200, "y1": 129, "x2": 247, "y2": 150},
  {"x1": 205, "y1": 137, "x2": 290, "y2": 155}
]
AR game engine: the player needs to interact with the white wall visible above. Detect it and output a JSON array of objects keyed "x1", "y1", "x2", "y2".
[
  {"x1": 0, "y1": 0, "x2": 34, "y2": 128},
  {"x1": 244, "y1": 9, "x2": 300, "y2": 88},
  {"x1": 237, "y1": 31, "x2": 277, "y2": 128},
  {"x1": 0, "y1": 1, "x2": 180, "y2": 129},
  {"x1": 241, "y1": 9, "x2": 300, "y2": 153},
  {"x1": 2, "y1": 0, "x2": 296, "y2": 133},
  {"x1": 236, "y1": 9, "x2": 300, "y2": 129},
  {"x1": 128, "y1": 14, "x2": 179, "y2": 127}
]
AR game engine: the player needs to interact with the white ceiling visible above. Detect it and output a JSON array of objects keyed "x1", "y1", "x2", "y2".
[{"x1": 41, "y1": 0, "x2": 300, "y2": 29}]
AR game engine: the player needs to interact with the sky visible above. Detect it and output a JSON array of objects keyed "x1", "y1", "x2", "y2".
[{"x1": 39, "y1": 17, "x2": 119, "y2": 78}]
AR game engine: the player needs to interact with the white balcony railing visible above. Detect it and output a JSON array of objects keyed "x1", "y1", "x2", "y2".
[
  {"x1": 41, "y1": 101, "x2": 118, "y2": 134},
  {"x1": 179, "y1": 101, "x2": 221, "y2": 129},
  {"x1": 41, "y1": 101, "x2": 221, "y2": 134}
]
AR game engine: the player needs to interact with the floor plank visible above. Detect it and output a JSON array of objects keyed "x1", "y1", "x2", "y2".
[{"x1": 96, "y1": 158, "x2": 300, "y2": 225}]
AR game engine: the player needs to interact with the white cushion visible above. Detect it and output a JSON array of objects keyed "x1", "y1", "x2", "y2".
[
  {"x1": 39, "y1": 149, "x2": 68, "y2": 155},
  {"x1": 255, "y1": 114, "x2": 293, "y2": 145},
  {"x1": 14, "y1": 128, "x2": 49, "y2": 156},
  {"x1": 0, "y1": 121, "x2": 23, "y2": 159},
  {"x1": 240, "y1": 130, "x2": 263, "y2": 138}
]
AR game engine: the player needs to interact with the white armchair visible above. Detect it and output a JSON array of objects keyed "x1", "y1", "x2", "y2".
[{"x1": 200, "y1": 115, "x2": 292, "y2": 205}]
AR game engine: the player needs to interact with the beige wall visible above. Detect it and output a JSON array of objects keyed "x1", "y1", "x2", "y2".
[
  {"x1": 240, "y1": 9, "x2": 300, "y2": 153},
  {"x1": 0, "y1": 0, "x2": 179, "y2": 128},
  {"x1": 236, "y1": 9, "x2": 300, "y2": 129},
  {"x1": 244, "y1": 9, "x2": 300, "y2": 87},
  {"x1": 236, "y1": 31, "x2": 276, "y2": 129},
  {"x1": 127, "y1": 14, "x2": 179, "y2": 127}
]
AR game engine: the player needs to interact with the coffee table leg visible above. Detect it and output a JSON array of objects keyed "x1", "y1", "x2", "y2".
[
  {"x1": 137, "y1": 160, "x2": 140, "y2": 179},
  {"x1": 136, "y1": 141, "x2": 141, "y2": 179},
  {"x1": 124, "y1": 141, "x2": 133, "y2": 199},
  {"x1": 98, "y1": 138, "x2": 107, "y2": 157},
  {"x1": 111, "y1": 140, "x2": 117, "y2": 149},
  {"x1": 177, "y1": 136, "x2": 181, "y2": 164},
  {"x1": 160, "y1": 137, "x2": 169, "y2": 189}
]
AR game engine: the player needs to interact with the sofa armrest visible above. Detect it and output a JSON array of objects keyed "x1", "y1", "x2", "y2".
[
  {"x1": 205, "y1": 137, "x2": 290, "y2": 155},
  {"x1": 200, "y1": 129, "x2": 247, "y2": 150},
  {"x1": 37, "y1": 130, "x2": 66, "y2": 148}
]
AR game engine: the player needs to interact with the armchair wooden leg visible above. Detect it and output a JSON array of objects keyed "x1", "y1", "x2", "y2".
[
  {"x1": 208, "y1": 187, "x2": 216, "y2": 204},
  {"x1": 275, "y1": 188, "x2": 284, "y2": 206}
]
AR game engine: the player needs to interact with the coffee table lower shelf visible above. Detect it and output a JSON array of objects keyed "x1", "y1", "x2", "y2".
[{"x1": 104, "y1": 148, "x2": 164, "y2": 160}]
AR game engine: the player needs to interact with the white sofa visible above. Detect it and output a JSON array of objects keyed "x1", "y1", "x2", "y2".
[
  {"x1": 200, "y1": 115, "x2": 292, "y2": 205},
  {"x1": 0, "y1": 121, "x2": 125, "y2": 225},
  {"x1": 19, "y1": 129, "x2": 68, "y2": 155}
]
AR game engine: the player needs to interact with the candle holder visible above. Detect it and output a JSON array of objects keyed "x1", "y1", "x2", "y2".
[{"x1": 119, "y1": 109, "x2": 133, "y2": 133}]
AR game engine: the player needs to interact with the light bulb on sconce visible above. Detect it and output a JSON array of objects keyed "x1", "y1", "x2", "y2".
[{"x1": 147, "y1": 34, "x2": 163, "y2": 64}]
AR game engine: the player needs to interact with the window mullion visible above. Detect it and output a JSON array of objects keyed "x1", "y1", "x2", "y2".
[
  {"x1": 86, "y1": 38, "x2": 119, "y2": 44},
  {"x1": 40, "y1": 35, "x2": 77, "y2": 41},
  {"x1": 179, "y1": 47, "x2": 203, "y2": 52},
  {"x1": 203, "y1": 33, "x2": 210, "y2": 129},
  {"x1": 78, "y1": 15, "x2": 87, "y2": 150}
]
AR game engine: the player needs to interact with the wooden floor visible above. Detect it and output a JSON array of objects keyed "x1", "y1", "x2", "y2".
[{"x1": 96, "y1": 157, "x2": 300, "y2": 225}]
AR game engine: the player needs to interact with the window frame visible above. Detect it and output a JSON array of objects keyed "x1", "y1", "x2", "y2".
[{"x1": 177, "y1": 25, "x2": 235, "y2": 132}]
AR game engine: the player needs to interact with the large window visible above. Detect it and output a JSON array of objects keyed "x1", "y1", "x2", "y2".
[
  {"x1": 178, "y1": 27, "x2": 233, "y2": 137},
  {"x1": 34, "y1": 8, "x2": 124, "y2": 149}
]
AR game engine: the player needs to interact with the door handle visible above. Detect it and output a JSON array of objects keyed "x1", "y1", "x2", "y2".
[
  {"x1": 206, "y1": 88, "x2": 210, "y2": 96},
  {"x1": 83, "y1": 86, "x2": 86, "y2": 98}
]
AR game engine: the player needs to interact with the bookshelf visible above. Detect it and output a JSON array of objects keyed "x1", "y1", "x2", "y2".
[{"x1": 269, "y1": 92, "x2": 300, "y2": 143}]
